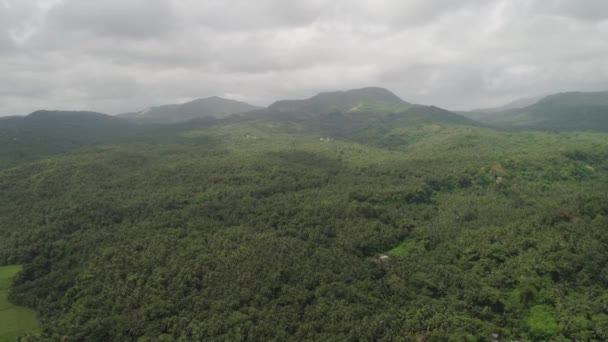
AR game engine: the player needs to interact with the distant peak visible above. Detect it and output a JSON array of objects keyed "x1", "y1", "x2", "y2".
[
  {"x1": 268, "y1": 87, "x2": 410, "y2": 114},
  {"x1": 28, "y1": 110, "x2": 109, "y2": 117},
  {"x1": 124, "y1": 96, "x2": 260, "y2": 124},
  {"x1": 316, "y1": 86, "x2": 402, "y2": 97}
]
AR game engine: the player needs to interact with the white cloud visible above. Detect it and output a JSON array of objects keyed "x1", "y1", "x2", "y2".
[{"x1": 0, "y1": 0, "x2": 607, "y2": 115}]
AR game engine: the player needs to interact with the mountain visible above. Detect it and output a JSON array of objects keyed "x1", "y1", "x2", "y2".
[
  {"x1": 121, "y1": 96, "x2": 261, "y2": 124},
  {"x1": 0, "y1": 110, "x2": 133, "y2": 137},
  {"x1": 246, "y1": 87, "x2": 477, "y2": 146},
  {"x1": 266, "y1": 87, "x2": 412, "y2": 116},
  {"x1": 466, "y1": 91, "x2": 608, "y2": 131}
]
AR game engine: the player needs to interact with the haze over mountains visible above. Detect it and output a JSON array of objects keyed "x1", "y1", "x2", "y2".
[
  {"x1": 4, "y1": 87, "x2": 605, "y2": 131},
  {"x1": 2, "y1": 88, "x2": 608, "y2": 151}
]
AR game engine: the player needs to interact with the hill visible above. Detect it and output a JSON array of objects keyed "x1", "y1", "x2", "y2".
[
  {"x1": 465, "y1": 91, "x2": 608, "y2": 131},
  {"x1": 121, "y1": 97, "x2": 260, "y2": 124},
  {"x1": 266, "y1": 87, "x2": 412, "y2": 116},
  {"x1": 0, "y1": 110, "x2": 139, "y2": 168},
  {"x1": 252, "y1": 88, "x2": 480, "y2": 147},
  {"x1": 250, "y1": 87, "x2": 475, "y2": 142}
]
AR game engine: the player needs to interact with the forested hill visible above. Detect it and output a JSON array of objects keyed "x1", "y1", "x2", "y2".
[
  {"x1": 120, "y1": 97, "x2": 261, "y2": 124},
  {"x1": 243, "y1": 88, "x2": 483, "y2": 144},
  {"x1": 247, "y1": 87, "x2": 476, "y2": 139},
  {"x1": 464, "y1": 91, "x2": 608, "y2": 131},
  {"x1": 267, "y1": 87, "x2": 412, "y2": 115},
  {"x1": 3, "y1": 110, "x2": 127, "y2": 131}
]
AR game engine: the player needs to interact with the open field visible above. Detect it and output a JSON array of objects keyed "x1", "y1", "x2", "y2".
[{"x1": 0, "y1": 266, "x2": 40, "y2": 342}]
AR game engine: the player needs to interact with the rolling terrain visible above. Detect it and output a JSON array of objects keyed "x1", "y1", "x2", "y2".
[{"x1": 1, "y1": 88, "x2": 608, "y2": 340}]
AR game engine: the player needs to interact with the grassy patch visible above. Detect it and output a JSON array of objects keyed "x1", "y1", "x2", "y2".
[
  {"x1": 0, "y1": 265, "x2": 40, "y2": 342},
  {"x1": 387, "y1": 239, "x2": 424, "y2": 256}
]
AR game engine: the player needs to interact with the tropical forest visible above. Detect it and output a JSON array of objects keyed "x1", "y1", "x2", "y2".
[{"x1": 1, "y1": 87, "x2": 608, "y2": 341}]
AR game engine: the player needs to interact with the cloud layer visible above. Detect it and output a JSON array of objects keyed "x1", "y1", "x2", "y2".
[{"x1": 1, "y1": 0, "x2": 607, "y2": 115}]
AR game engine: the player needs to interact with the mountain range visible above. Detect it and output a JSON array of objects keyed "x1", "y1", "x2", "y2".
[
  {"x1": 1, "y1": 87, "x2": 607, "y2": 168},
  {"x1": 4, "y1": 88, "x2": 607, "y2": 133}
]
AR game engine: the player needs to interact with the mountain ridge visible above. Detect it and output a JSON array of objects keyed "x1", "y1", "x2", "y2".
[{"x1": 120, "y1": 96, "x2": 261, "y2": 124}]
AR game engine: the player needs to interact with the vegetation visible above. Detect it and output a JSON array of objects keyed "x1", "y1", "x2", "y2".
[
  {"x1": 465, "y1": 91, "x2": 608, "y2": 131},
  {"x1": 0, "y1": 266, "x2": 40, "y2": 341},
  {"x1": 1, "y1": 88, "x2": 608, "y2": 340}
]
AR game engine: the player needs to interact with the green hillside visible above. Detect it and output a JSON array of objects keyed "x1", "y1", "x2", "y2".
[
  {"x1": 249, "y1": 88, "x2": 474, "y2": 142},
  {"x1": 0, "y1": 265, "x2": 40, "y2": 342},
  {"x1": 1, "y1": 103, "x2": 608, "y2": 340},
  {"x1": 466, "y1": 91, "x2": 608, "y2": 131}
]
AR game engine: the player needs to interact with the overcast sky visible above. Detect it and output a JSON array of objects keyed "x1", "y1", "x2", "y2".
[{"x1": 1, "y1": 0, "x2": 608, "y2": 116}]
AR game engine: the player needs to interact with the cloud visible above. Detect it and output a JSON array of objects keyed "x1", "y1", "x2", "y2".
[
  {"x1": 177, "y1": 0, "x2": 324, "y2": 31},
  {"x1": 0, "y1": 0, "x2": 607, "y2": 115},
  {"x1": 47, "y1": 0, "x2": 177, "y2": 39},
  {"x1": 532, "y1": 0, "x2": 608, "y2": 21}
]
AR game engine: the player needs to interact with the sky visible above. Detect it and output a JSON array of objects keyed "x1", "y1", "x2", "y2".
[{"x1": 1, "y1": 0, "x2": 608, "y2": 116}]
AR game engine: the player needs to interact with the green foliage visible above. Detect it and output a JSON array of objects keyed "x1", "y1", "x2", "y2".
[
  {"x1": 386, "y1": 239, "x2": 424, "y2": 256},
  {"x1": 0, "y1": 108, "x2": 607, "y2": 341},
  {"x1": 527, "y1": 305, "x2": 559, "y2": 340}
]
